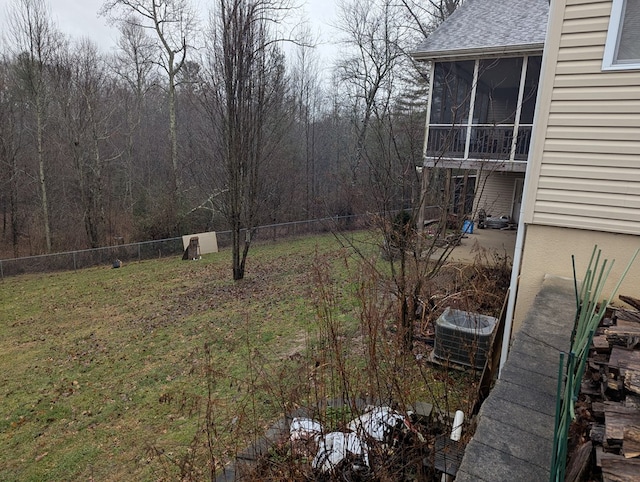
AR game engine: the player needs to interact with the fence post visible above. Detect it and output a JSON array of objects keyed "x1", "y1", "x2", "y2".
[
  {"x1": 73, "y1": 251, "x2": 77, "y2": 271},
  {"x1": 0, "y1": 259, "x2": 3, "y2": 280}
]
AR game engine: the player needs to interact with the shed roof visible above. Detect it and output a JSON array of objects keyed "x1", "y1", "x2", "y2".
[{"x1": 412, "y1": 0, "x2": 549, "y2": 60}]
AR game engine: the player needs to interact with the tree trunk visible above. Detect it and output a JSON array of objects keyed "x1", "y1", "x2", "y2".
[
  {"x1": 398, "y1": 246, "x2": 413, "y2": 351},
  {"x1": 168, "y1": 68, "x2": 180, "y2": 200},
  {"x1": 10, "y1": 158, "x2": 19, "y2": 257},
  {"x1": 87, "y1": 127, "x2": 105, "y2": 248},
  {"x1": 232, "y1": 226, "x2": 242, "y2": 280},
  {"x1": 36, "y1": 99, "x2": 52, "y2": 253}
]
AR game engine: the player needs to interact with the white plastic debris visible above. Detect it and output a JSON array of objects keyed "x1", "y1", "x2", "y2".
[
  {"x1": 302, "y1": 406, "x2": 425, "y2": 474},
  {"x1": 347, "y1": 406, "x2": 405, "y2": 442},
  {"x1": 290, "y1": 417, "x2": 323, "y2": 457},
  {"x1": 312, "y1": 431, "x2": 369, "y2": 473},
  {"x1": 289, "y1": 417, "x2": 323, "y2": 441}
]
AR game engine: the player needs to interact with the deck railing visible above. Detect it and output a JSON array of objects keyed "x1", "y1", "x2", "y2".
[{"x1": 426, "y1": 124, "x2": 532, "y2": 161}]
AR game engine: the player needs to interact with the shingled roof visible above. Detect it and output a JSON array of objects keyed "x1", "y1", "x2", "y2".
[{"x1": 412, "y1": 0, "x2": 549, "y2": 60}]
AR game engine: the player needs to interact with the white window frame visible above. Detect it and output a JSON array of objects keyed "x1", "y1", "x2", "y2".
[{"x1": 603, "y1": 0, "x2": 640, "y2": 70}]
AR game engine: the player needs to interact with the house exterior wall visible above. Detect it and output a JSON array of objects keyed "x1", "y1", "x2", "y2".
[
  {"x1": 514, "y1": 0, "x2": 640, "y2": 330},
  {"x1": 515, "y1": 225, "x2": 640, "y2": 326},
  {"x1": 523, "y1": 0, "x2": 640, "y2": 232},
  {"x1": 475, "y1": 170, "x2": 523, "y2": 220}
]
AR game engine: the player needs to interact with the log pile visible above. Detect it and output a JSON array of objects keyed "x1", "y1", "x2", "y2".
[{"x1": 566, "y1": 295, "x2": 640, "y2": 482}]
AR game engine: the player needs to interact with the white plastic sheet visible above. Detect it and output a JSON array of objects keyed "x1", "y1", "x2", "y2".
[
  {"x1": 312, "y1": 431, "x2": 369, "y2": 473},
  {"x1": 289, "y1": 417, "x2": 323, "y2": 441},
  {"x1": 293, "y1": 406, "x2": 423, "y2": 474},
  {"x1": 347, "y1": 406, "x2": 405, "y2": 442}
]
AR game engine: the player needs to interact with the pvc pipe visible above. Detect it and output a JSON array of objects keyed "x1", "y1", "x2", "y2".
[
  {"x1": 441, "y1": 411, "x2": 464, "y2": 482},
  {"x1": 450, "y1": 410, "x2": 464, "y2": 442}
]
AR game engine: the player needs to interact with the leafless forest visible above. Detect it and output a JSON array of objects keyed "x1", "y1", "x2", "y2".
[{"x1": 0, "y1": 0, "x2": 460, "y2": 275}]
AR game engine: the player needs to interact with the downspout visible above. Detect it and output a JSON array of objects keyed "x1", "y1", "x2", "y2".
[{"x1": 498, "y1": 166, "x2": 531, "y2": 378}]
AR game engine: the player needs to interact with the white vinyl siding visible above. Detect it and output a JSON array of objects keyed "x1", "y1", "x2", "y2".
[
  {"x1": 541, "y1": 151, "x2": 640, "y2": 167},
  {"x1": 552, "y1": 85, "x2": 640, "y2": 100},
  {"x1": 544, "y1": 137, "x2": 640, "y2": 154},
  {"x1": 527, "y1": 0, "x2": 640, "y2": 235},
  {"x1": 475, "y1": 171, "x2": 522, "y2": 219},
  {"x1": 550, "y1": 100, "x2": 640, "y2": 113}
]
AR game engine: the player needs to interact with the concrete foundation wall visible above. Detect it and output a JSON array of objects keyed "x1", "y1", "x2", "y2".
[{"x1": 513, "y1": 224, "x2": 640, "y2": 333}]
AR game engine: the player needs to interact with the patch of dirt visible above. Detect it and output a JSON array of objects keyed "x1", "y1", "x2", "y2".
[{"x1": 282, "y1": 332, "x2": 309, "y2": 360}]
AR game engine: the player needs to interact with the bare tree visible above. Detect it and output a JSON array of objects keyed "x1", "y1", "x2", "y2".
[
  {"x1": 101, "y1": 0, "x2": 196, "y2": 212},
  {"x1": 427, "y1": 0, "x2": 462, "y2": 25},
  {"x1": 55, "y1": 40, "x2": 117, "y2": 248},
  {"x1": 292, "y1": 28, "x2": 323, "y2": 218},
  {"x1": 0, "y1": 55, "x2": 24, "y2": 257},
  {"x1": 204, "y1": 0, "x2": 291, "y2": 280},
  {"x1": 111, "y1": 19, "x2": 156, "y2": 213},
  {"x1": 335, "y1": 0, "x2": 413, "y2": 349},
  {"x1": 400, "y1": 0, "x2": 463, "y2": 37},
  {"x1": 334, "y1": 0, "x2": 469, "y2": 351},
  {"x1": 7, "y1": 0, "x2": 64, "y2": 253},
  {"x1": 335, "y1": 0, "x2": 405, "y2": 189}
]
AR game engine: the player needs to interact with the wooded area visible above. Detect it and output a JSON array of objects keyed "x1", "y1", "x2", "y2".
[{"x1": 0, "y1": 0, "x2": 460, "y2": 275}]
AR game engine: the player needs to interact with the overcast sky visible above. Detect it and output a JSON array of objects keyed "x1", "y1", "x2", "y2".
[{"x1": 0, "y1": 0, "x2": 340, "y2": 67}]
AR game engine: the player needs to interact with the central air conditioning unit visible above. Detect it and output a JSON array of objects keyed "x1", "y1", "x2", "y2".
[{"x1": 433, "y1": 307, "x2": 498, "y2": 369}]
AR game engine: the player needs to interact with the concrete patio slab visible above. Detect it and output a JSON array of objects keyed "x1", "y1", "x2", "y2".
[{"x1": 441, "y1": 227, "x2": 517, "y2": 264}]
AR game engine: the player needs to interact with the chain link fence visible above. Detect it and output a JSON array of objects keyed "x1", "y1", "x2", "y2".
[{"x1": 0, "y1": 214, "x2": 380, "y2": 279}]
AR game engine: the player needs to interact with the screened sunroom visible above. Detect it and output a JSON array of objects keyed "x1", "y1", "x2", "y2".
[{"x1": 425, "y1": 55, "x2": 542, "y2": 170}]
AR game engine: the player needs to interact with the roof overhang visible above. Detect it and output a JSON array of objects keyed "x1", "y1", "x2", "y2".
[{"x1": 411, "y1": 43, "x2": 544, "y2": 62}]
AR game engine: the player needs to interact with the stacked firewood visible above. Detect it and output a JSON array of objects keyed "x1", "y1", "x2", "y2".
[{"x1": 568, "y1": 295, "x2": 640, "y2": 481}]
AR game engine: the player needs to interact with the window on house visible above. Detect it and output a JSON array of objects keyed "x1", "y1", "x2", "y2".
[{"x1": 603, "y1": 0, "x2": 640, "y2": 70}]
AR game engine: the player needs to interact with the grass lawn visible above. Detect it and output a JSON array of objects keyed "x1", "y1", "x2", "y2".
[{"x1": 0, "y1": 231, "x2": 478, "y2": 480}]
